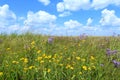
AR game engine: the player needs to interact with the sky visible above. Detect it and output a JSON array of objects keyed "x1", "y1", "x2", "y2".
[{"x1": 0, "y1": 0, "x2": 120, "y2": 36}]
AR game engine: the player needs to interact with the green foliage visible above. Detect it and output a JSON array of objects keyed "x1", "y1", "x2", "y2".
[{"x1": 0, "y1": 33, "x2": 120, "y2": 80}]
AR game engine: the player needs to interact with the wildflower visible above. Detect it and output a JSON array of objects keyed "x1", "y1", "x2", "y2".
[
  {"x1": 29, "y1": 66, "x2": 35, "y2": 69},
  {"x1": 90, "y1": 56, "x2": 95, "y2": 60},
  {"x1": 81, "y1": 58, "x2": 86, "y2": 62},
  {"x1": 0, "y1": 72, "x2": 3, "y2": 76},
  {"x1": 106, "y1": 48, "x2": 117, "y2": 56},
  {"x1": 48, "y1": 37, "x2": 54, "y2": 44},
  {"x1": 70, "y1": 66, "x2": 74, "y2": 70},
  {"x1": 12, "y1": 61, "x2": 19, "y2": 64},
  {"x1": 76, "y1": 57, "x2": 80, "y2": 60},
  {"x1": 82, "y1": 66, "x2": 87, "y2": 70},
  {"x1": 40, "y1": 60, "x2": 44, "y2": 64},
  {"x1": 79, "y1": 72, "x2": 82, "y2": 75},
  {"x1": 37, "y1": 50, "x2": 41, "y2": 54},
  {"x1": 47, "y1": 68, "x2": 51, "y2": 73},
  {"x1": 6, "y1": 48, "x2": 11, "y2": 51},
  {"x1": 92, "y1": 66, "x2": 96, "y2": 69},
  {"x1": 88, "y1": 67, "x2": 91, "y2": 70},
  {"x1": 24, "y1": 68, "x2": 28, "y2": 71},
  {"x1": 112, "y1": 60, "x2": 120, "y2": 68},
  {"x1": 31, "y1": 41, "x2": 35, "y2": 45},
  {"x1": 23, "y1": 58, "x2": 28, "y2": 63}
]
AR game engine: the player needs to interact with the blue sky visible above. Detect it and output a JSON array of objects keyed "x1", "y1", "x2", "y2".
[{"x1": 0, "y1": 0, "x2": 120, "y2": 36}]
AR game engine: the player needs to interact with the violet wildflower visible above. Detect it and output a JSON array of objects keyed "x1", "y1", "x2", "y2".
[
  {"x1": 48, "y1": 37, "x2": 54, "y2": 44},
  {"x1": 106, "y1": 48, "x2": 118, "y2": 56},
  {"x1": 112, "y1": 60, "x2": 120, "y2": 68},
  {"x1": 79, "y1": 33, "x2": 87, "y2": 40}
]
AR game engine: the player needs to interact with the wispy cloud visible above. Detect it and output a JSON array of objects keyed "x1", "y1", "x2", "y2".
[{"x1": 38, "y1": 0, "x2": 50, "y2": 6}]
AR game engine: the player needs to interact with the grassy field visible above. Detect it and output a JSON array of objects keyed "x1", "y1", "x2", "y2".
[{"x1": 0, "y1": 33, "x2": 120, "y2": 80}]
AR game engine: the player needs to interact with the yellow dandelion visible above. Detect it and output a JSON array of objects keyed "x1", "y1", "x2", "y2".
[
  {"x1": 79, "y1": 72, "x2": 82, "y2": 75},
  {"x1": 23, "y1": 58, "x2": 28, "y2": 63},
  {"x1": 31, "y1": 41, "x2": 35, "y2": 45},
  {"x1": 12, "y1": 61, "x2": 19, "y2": 64},
  {"x1": 81, "y1": 58, "x2": 86, "y2": 62},
  {"x1": 37, "y1": 50, "x2": 41, "y2": 54},
  {"x1": 66, "y1": 64, "x2": 71, "y2": 69},
  {"x1": 92, "y1": 66, "x2": 96, "y2": 69},
  {"x1": 70, "y1": 66, "x2": 74, "y2": 70},
  {"x1": 59, "y1": 64, "x2": 63, "y2": 66},
  {"x1": 67, "y1": 57, "x2": 71, "y2": 60},
  {"x1": 40, "y1": 60, "x2": 44, "y2": 64},
  {"x1": 76, "y1": 57, "x2": 81, "y2": 60},
  {"x1": 47, "y1": 55, "x2": 52, "y2": 59},
  {"x1": 47, "y1": 69, "x2": 51, "y2": 73},
  {"x1": 6, "y1": 48, "x2": 11, "y2": 51},
  {"x1": 90, "y1": 56, "x2": 95, "y2": 60},
  {"x1": 29, "y1": 66, "x2": 35, "y2": 69},
  {"x1": 24, "y1": 67, "x2": 28, "y2": 71},
  {"x1": 0, "y1": 72, "x2": 3, "y2": 76},
  {"x1": 82, "y1": 66, "x2": 87, "y2": 70},
  {"x1": 88, "y1": 67, "x2": 91, "y2": 70}
]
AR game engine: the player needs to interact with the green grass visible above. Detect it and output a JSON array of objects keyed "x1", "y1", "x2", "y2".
[{"x1": 0, "y1": 33, "x2": 120, "y2": 80}]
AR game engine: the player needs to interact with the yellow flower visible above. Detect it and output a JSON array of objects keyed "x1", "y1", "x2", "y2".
[
  {"x1": 81, "y1": 58, "x2": 86, "y2": 62},
  {"x1": 82, "y1": 66, "x2": 87, "y2": 70},
  {"x1": 0, "y1": 72, "x2": 3, "y2": 76},
  {"x1": 24, "y1": 67, "x2": 28, "y2": 71},
  {"x1": 24, "y1": 58, "x2": 28, "y2": 63},
  {"x1": 59, "y1": 63, "x2": 63, "y2": 66},
  {"x1": 37, "y1": 50, "x2": 41, "y2": 54},
  {"x1": 47, "y1": 69, "x2": 51, "y2": 73},
  {"x1": 76, "y1": 57, "x2": 80, "y2": 60},
  {"x1": 6, "y1": 48, "x2": 11, "y2": 51},
  {"x1": 12, "y1": 61, "x2": 19, "y2": 64},
  {"x1": 90, "y1": 56, "x2": 95, "y2": 60},
  {"x1": 31, "y1": 41, "x2": 35, "y2": 45},
  {"x1": 40, "y1": 60, "x2": 44, "y2": 64},
  {"x1": 88, "y1": 67, "x2": 91, "y2": 70},
  {"x1": 66, "y1": 64, "x2": 71, "y2": 69},
  {"x1": 70, "y1": 66, "x2": 74, "y2": 70},
  {"x1": 29, "y1": 66, "x2": 35, "y2": 69},
  {"x1": 79, "y1": 72, "x2": 82, "y2": 75},
  {"x1": 92, "y1": 66, "x2": 96, "y2": 69}
]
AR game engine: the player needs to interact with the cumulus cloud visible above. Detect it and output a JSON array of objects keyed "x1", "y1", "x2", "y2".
[
  {"x1": 24, "y1": 10, "x2": 57, "y2": 27},
  {"x1": 38, "y1": 0, "x2": 50, "y2": 6},
  {"x1": 59, "y1": 11, "x2": 71, "y2": 17},
  {"x1": 100, "y1": 9, "x2": 120, "y2": 26},
  {"x1": 64, "y1": 19, "x2": 82, "y2": 29},
  {"x1": 91, "y1": 0, "x2": 120, "y2": 9},
  {"x1": 86, "y1": 18, "x2": 93, "y2": 26},
  {"x1": 0, "y1": 4, "x2": 16, "y2": 26},
  {"x1": 57, "y1": 0, "x2": 91, "y2": 12}
]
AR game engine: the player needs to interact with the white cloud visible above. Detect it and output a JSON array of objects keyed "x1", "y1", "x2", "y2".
[
  {"x1": 64, "y1": 19, "x2": 82, "y2": 29},
  {"x1": 57, "y1": 2, "x2": 65, "y2": 12},
  {"x1": 100, "y1": 9, "x2": 120, "y2": 26},
  {"x1": 91, "y1": 0, "x2": 110, "y2": 9},
  {"x1": 57, "y1": 0, "x2": 91, "y2": 12},
  {"x1": 59, "y1": 11, "x2": 71, "y2": 17},
  {"x1": 24, "y1": 10, "x2": 57, "y2": 27},
  {"x1": 38, "y1": 0, "x2": 50, "y2": 6},
  {"x1": 0, "y1": 4, "x2": 16, "y2": 26},
  {"x1": 92, "y1": 0, "x2": 120, "y2": 9},
  {"x1": 86, "y1": 18, "x2": 93, "y2": 26}
]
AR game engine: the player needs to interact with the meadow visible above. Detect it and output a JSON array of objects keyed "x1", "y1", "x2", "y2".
[{"x1": 0, "y1": 33, "x2": 120, "y2": 80}]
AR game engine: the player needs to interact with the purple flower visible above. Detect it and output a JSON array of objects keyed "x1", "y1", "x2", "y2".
[
  {"x1": 106, "y1": 48, "x2": 118, "y2": 56},
  {"x1": 48, "y1": 37, "x2": 54, "y2": 44},
  {"x1": 79, "y1": 33, "x2": 87, "y2": 40},
  {"x1": 112, "y1": 60, "x2": 120, "y2": 68}
]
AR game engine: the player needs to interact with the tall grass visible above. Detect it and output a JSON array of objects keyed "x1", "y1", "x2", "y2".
[{"x1": 0, "y1": 33, "x2": 120, "y2": 80}]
